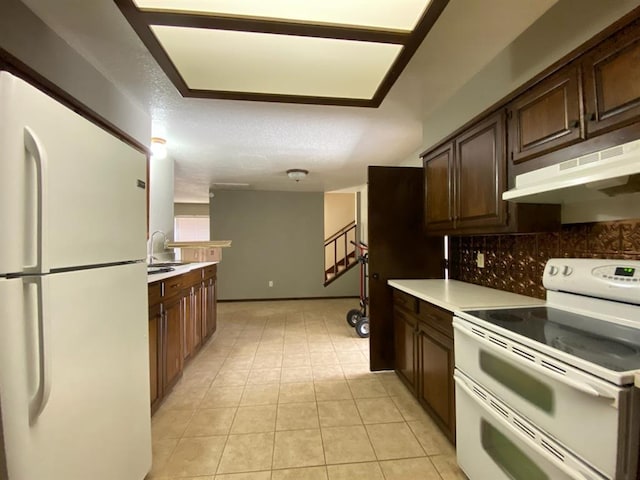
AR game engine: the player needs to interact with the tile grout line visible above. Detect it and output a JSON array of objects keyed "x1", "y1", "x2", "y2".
[
  {"x1": 155, "y1": 300, "x2": 454, "y2": 479},
  {"x1": 341, "y1": 370, "x2": 386, "y2": 478},
  {"x1": 215, "y1": 317, "x2": 252, "y2": 477}
]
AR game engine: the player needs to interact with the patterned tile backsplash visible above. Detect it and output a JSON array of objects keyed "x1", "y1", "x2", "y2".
[{"x1": 449, "y1": 220, "x2": 640, "y2": 299}]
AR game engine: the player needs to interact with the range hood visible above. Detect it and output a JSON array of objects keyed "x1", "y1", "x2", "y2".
[{"x1": 503, "y1": 138, "x2": 640, "y2": 204}]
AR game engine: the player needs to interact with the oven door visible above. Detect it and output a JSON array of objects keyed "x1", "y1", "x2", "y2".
[
  {"x1": 455, "y1": 370, "x2": 606, "y2": 480},
  {"x1": 453, "y1": 317, "x2": 632, "y2": 480}
]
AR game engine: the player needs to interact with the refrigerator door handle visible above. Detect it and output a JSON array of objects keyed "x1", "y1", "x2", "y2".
[
  {"x1": 26, "y1": 276, "x2": 52, "y2": 424},
  {"x1": 23, "y1": 126, "x2": 49, "y2": 274}
]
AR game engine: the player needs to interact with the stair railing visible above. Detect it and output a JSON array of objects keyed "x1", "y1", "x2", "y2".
[{"x1": 324, "y1": 221, "x2": 357, "y2": 281}]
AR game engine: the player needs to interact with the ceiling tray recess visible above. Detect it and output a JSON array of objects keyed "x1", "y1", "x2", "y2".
[{"x1": 114, "y1": 0, "x2": 449, "y2": 107}]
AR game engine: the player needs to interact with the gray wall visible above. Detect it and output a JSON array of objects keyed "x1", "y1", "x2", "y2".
[
  {"x1": 0, "y1": 0, "x2": 150, "y2": 144},
  {"x1": 210, "y1": 190, "x2": 359, "y2": 300}
]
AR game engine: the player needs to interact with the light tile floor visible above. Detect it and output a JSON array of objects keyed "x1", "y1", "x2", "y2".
[{"x1": 146, "y1": 298, "x2": 467, "y2": 480}]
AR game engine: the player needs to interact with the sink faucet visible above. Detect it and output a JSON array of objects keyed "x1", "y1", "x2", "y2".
[{"x1": 148, "y1": 230, "x2": 167, "y2": 265}]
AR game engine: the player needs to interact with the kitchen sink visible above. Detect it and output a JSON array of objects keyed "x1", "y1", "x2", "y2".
[
  {"x1": 148, "y1": 262, "x2": 191, "y2": 267},
  {"x1": 147, "y1": 266, "x2": 175, "y2": 275}
]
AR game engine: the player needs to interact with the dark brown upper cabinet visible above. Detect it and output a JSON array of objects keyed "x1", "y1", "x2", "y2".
[
  {"x1": 507, "y1": 65, "x2": 584, "y2": 165},
  {"x1": 583, "y1": 19, "x2": 640, "y2": 137},
  {"x1": 421, "y1": 9, "x2": 640, "y2": 235},
  {"x1": 423, "y1": 142, "x2": 455, "y2": 232},
  {"x1": 423, "y1": 110, "x2": 560, "y2": 235},
  {"x1": 424, "y1": 112, "x2": 511, "y2": 234},
  {"x1": 455, "y1": 112, "x2": 507, "y2": 230}
]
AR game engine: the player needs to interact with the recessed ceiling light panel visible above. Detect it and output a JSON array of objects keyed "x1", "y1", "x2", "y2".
[
  {"x1": 116, "y1": 0, "x2": 448, "y2": 106},
  {"x1": 151, "y1": 26, "x2": 402, "y2": 99},
  {"x1": 133, "y1": 0, "x2": 432, "y2": 31}
]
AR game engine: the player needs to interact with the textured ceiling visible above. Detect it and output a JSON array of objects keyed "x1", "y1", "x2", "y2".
[{"x1": 21, "y1": 0, "x2": 557, "y2": 202}]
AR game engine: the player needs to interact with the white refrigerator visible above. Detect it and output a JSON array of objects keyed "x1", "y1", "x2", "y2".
[{"x1": 0, "y1": 71, "x2": 152, "y2": 479}]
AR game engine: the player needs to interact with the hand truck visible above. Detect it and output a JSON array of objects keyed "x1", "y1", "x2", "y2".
[{"x1": 345, "y1": 241, "x2": 369, "y2": 338}]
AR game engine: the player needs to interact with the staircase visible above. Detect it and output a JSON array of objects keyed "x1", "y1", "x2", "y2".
[{"x1": 324, "y1": 221, "x2": 358, "y2": 286}]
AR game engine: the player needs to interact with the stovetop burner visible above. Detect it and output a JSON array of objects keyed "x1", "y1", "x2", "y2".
[
  {"x1": 551, "y1": 335, "x2": 639, "y2": 359},
  {"x1": 464, "y1": 306, "x2": 640, "y2": 372},
  {"x1": 488, "y1": 312, "x2": 524, "y2": 323}
]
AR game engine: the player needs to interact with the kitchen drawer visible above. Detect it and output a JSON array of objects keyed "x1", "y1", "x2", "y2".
[
  {"x1": 393, "y1": 289, "x2": 418, "y2": 314},
  {"x1": 148, "y1": 282, "x2": 162, "y2": 307},
  {"x1": 418, "y1": 300, "x2": 453, "y2": 338},
  {"x1": 183, "y1": 269, "x2": 202, "y2": 287},
  {"x1": 203, "y1": 264, "x2": 217, "y2": 280},
  {"x1": 163, "y1": 275, "x2": 185, "y2": 298}
]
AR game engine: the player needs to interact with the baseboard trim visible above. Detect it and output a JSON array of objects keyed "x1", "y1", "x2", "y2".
[{"x1": 218, "y1": 296, "x2": 359, "y2": 303}]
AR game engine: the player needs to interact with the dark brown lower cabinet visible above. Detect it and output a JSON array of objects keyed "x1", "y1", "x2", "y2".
[
  {"x1": 393, "y1": 289, "x2": 455, "y2": 443},
  {"x1": 148, "y1": 264, "x2": 218, "y2": 414},
  {"x1": 193, "y1": 281, "x2": 203, "y2": 349},
  {"x1": 148, "y1": 303, "x2": 162, "y2": 412},
  {"x1": 183, "y1": 287, "x2": 194, "y2": 362},
  {"x1": 203, "y1": 265, "x2": 217, "y2": 340},
  {"x1": 394, "y1": 305, "x2": 417, "y2": 394},
  {"x1": 417, "y1": 321, "x2": 455, "y2": 441},
  {"x1": 163, "y1": 294, "x2": 184, "y2": 392},
  {"x1": 184, "y1": 271, "x2": 205, "y2": 362}
]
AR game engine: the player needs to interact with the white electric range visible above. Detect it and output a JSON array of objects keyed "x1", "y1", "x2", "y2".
[{"x1": 454, "y1": 258, "x2": 640, "y2": 480}]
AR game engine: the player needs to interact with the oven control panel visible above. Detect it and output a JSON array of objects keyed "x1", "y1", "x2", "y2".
[{"x1": 543, "y1": 258, "x2": 640, "y2": 304}]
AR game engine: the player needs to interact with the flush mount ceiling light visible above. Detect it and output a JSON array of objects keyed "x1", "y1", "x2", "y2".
[
  {"x1": 286, "y1": 169, "x2": 309, "y2": 182},
  {"x1": 150, "y1": 137, "x2": 167, "y2": 159},
  {"x1": 114, "y1": 0, "x2": 449, "y2": 107}
]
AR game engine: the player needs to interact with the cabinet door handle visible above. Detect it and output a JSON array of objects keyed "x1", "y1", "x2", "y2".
[
  {"x1": 570, "y1": 120, "x2": 580, "y2": 129},
  {"x1": 588, "y1": 112, "x2": 596, "y2": 122},
  {"x1": 372, "y1": 273, "x2": 379, "y2": 280}
]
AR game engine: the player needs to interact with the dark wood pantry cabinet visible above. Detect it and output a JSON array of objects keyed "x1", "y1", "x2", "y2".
[
  {"x1": 147, "y1": 263, "x2": 218, "y2": 414},
  {"x1": 368, "y1": 166, "x2": 444, "y2": 371}
]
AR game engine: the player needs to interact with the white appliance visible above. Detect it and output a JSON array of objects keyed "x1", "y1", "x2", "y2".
[
  {"x1": 502, "y1": 138, "x2": 640, "y2": 204},
  {"x1": 454, "y1": 258, "x2": 640, "y2": 480},
  {"x1": 0, "y1": 71, "x2": 151, "y2": 479}
]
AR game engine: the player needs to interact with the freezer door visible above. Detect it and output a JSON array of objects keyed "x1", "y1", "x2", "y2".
[
  {"x1": 0, "y1": 72, "x2": 146, "y2": 274},
  {"x1": 0, "y1": 263, "x2": 151, "y2": 480}
]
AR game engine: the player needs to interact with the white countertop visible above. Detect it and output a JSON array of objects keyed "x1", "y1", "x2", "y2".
[
  {"x1": 147, "y1": 261, "x2": 219, "y2": 284},
  {"x1": 387, "y1": 279, "x2": 545, "y2": 312},
  {"x1": 166, "y1": 240, "x2": 231, "y2": 248}
]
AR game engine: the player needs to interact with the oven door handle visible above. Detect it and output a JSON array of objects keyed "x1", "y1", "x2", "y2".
[
  {"x1": 454, "y1": 373, "x2": 599, "y2": 480},
  {"x1": 453, "y1": 322, "x2": 617, "y2": 402}
]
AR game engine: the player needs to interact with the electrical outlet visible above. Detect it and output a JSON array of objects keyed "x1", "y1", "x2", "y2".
[
  {"x1": 477, "y1": 252, "x2": 485, "y2": 269},
  {"x1": 268, "y1": 280, "x2": 274, "y2": 287}
]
